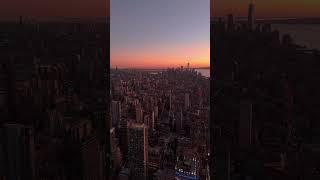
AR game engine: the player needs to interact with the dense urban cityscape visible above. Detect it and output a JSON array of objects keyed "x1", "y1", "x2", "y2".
[
  {"x1": 1, "y1": 0, "x2": 319, "y2": 180},
  {"x1": 110, "y1": 67, "x2": 210, "y2": 180},
  {"x1": 211, "y1": 1, "x2": 320, "y2": 180},
  {"x1": 0, "y1": 17, "x2": 111, "y2": 179}
]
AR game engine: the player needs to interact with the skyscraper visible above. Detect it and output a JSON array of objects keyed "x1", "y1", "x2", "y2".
[
  {"x1": 150, "y1": 111, "x2": 155, "y2": 131},
  {"x1": 184, "y1": 93, "x2": 191, "y2": 110},
  {"x1": 136, "y1": 104, "x2": 143, "y2": 123},
  {"x1": 227, "y1": 14, "x2": 235, "y2": 31},
  {"x1": 176, "y1": 109, "x2": 183, "y2": 133},
  {"x1": 118, "y1": 117, "x2": 128, "y2": 162},
  {"x1": 169, "y1": 93, "x2": 172, "y2": 111},
  {"x1": 248, "y1": 0, "x2": 255, "y2": 30},
  {"x1": 1, "y1": 123, "x2": 36, "y2": 180},
  {"x1": 92, "y1": 96, "x2": 109, "y2": 179},
  {"x1": 239, "y1": 100, "x2": 253, "y2": 147},
  {"x1": 127, "y1": 123, "x2": 148, "y2": 180},
  {"x1": 111, "y1": 101, "x2": 121, "y2": 127},
  {"x1": 0, "y1": 64, "x2": 8, "y2": 116},
  {"x1": 154, "y1": 106, "x2": 158, "y2": 119}
]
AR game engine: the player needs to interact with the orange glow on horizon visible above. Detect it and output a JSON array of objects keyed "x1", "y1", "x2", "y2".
[
  {"x1": 111, "y1": 43, "x2": 209, "y2": 68},
  {"x1": 111, "y1": 56, "x2": 209, "y2": 69}
]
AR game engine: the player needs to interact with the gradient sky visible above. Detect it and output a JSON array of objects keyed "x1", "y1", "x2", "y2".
[
  {"x1": 111, "y1": 0, "x2": 210, "y2": 69},
  {"x1": 212, "y1": 0, "x2": 320, "y2": 18},
  {"x1": 0, "y1": 0, "x2": 109, "y2": 19}
]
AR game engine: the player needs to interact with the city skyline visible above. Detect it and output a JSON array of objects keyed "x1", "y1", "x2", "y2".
[
  {"x1": 212, "y1": 0, "x2": 320, "y2": 18},
  {"x1": 1, "y1": 0, "x2": 320, "y2": 179},
  {"x1": 111, "y1": 0, "x2": 210, "y2": 69},
  {"x1": 111, "y1": 67, "x2": 210, "y2": 179}
]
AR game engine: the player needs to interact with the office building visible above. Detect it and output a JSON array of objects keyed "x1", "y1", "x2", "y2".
[
  {"x1": 184, "y1": 93, "x2": 191, "y2": 110},
  {"x1": 112, "y1": 101, "x2": 121, "y2": 127},
  {"x1": 1, "y1": 123, "x2": 36, "y2": 180},
  {"x1": 248, "y1": 1, "x2": 256, "y2": 30},
  {"x1": 127, "y1": 123, "x2": 148, "y2": 180},
  {"x1": 136, "y1": 104, "x2": 143, "y2": 123}
]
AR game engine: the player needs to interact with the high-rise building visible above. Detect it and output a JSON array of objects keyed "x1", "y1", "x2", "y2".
[
  {"x1": 1, "y1": 123, "x2": 36, "y2": 180},
  {"x1": 232, "y1": 60, "x2": 239, "y2": 82},
  {"x1": 92, "y1": 96, "x2": 109, "y2": 179},
  {"x1": 239, "y1": 100, "x2": 253, "y2": 147},
  {"x1": 154, "y1": 106, "x2": 159, "y2": 119},
  {"x1": 111, "y1": 101, "x2": 121, "y2": 127},
  {"x1": 80, "y1": 128, "x2": 105, "y2": 180},
  {"x1": 227, "y1": 14, "x2": 235, "y2": 31},
  {"x1": 118, "y1": 118, "x2": 128, "y2": 162},
  {"x1": 248, "y1": 0, "x2": 256, "y2": 30},
  {"x1": 136, "y1": 104, "x2": 143, "y2": 123},
  {"x1": 151, "y1": 111, "x2": 155, "y2": 131},
  {"x1": 0, "y1": 64, "x2": 8, "y2": 110},
  {"x1": 184, "y1": 93, "x2": 191, "y2": 110},
  {"x1": 165, "y1": 91, "x2": 172, "y2": 111},
  {"x1": 148, "y1": 147, "x2": 161, "y2": 170},
  {"x1": 176, "y1": 109, "x2": 183, "y2": 133},
  {"x1": 110, "y1": 128, "x2": 122, "y2": 176},
  {"x1": 127, "y1": 123, "x2": 148, "y2": 180}
]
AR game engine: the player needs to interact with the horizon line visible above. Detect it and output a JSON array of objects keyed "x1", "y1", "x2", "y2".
[{"x1": 110, "y1": 66, "x2": 210, "y2": 69}]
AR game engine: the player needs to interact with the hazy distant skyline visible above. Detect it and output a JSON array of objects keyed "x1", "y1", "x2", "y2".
[
  {"x1": 111, "y1": 0, "x2": 210, "y2": 69},
  {"x1": 212, "y1": 0, "x2": 320, "y2": 18}
]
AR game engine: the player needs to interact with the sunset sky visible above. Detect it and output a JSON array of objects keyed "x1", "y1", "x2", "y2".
[
  {"x1": 212, "y1": 0, "x2": 320, "y2": 18},
  {"x1": 111, "y1": 0, "x2": 210, "y2": 69}
]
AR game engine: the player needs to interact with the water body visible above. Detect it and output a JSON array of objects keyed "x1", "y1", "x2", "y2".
[
  {"x1": 273, "y1": 24, "x2": 320, "y2": 50},
  {"x1": 195, "y1": 69, "x2": 210, "y2": 78}
]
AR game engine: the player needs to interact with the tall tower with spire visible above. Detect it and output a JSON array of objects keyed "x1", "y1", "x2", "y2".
[{"x1": 248, "y1": 0, "x2": 255, "y2": 30}]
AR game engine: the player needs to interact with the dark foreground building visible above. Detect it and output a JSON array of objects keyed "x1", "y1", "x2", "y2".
[
  {"x1": 211, "y1": 2, "x2": 320, "y2": 180},
  {"x1": 0, "y1": 17, "x2": 111, "y2": 180}
]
